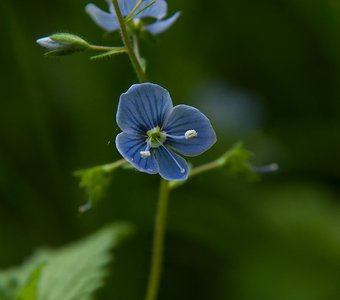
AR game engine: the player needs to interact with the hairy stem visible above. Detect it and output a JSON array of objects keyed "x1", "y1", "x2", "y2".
[
  {"x1": 111, "y1": 0, "x2": 147, "y2": 82},
  {"x1": 144, "y1": 179, "x2": 170, "y2": 300},
  {"x1": 89, "y1": 44, "x2": 126, "y2": 52}
]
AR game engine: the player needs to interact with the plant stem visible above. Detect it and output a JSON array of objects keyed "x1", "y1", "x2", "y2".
[
  {"x1": 111, "y1": 0, "x2": 147, "y2": 82},
  {"x1": 112, "y1": 2, "x2": 166, "y2": 299},
  {"x1": 144, "y1": 179, "x2": 170, "y2": 300},
  {"x1": 169, "y1": 159, "x2": 223, "y2": 189},
  {"x1": 132, "y1": 34, "x2": 142, "y2": 66},
  {"x1": 101, "y1": 158, "x2": 127, "y2": 172},
  {"x1": 89, "y1": 44, "x2": 126, "y2": 52},
  {"x1": 188, "y1": 159, "x2": 222, "y2": 178}
]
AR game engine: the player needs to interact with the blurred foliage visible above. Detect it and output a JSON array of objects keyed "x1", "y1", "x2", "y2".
[
  {"x1": 218, "y1": 142, "x2": 258, "y2": 180},
  {"x1": 0, "y1": 223, "x2": 132, "y2": 300},
  {"x1": 1, "y1": 0, "x2": 340, "y2": 299},
  {"x1": 74, "y1": 160, "x2": 128, "y2": 208}
]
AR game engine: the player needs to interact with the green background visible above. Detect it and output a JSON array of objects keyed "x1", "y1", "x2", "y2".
[{"x1": 1, "y1": 0, "x2": 340, "y2": 299}]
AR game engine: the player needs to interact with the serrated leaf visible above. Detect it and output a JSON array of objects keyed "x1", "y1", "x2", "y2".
[
  {"x1": 16, "y1": 265, "x2": 43, "y2": 300},
  {"x1": 0, "y1": 252, "x2": 44, "y2": 300},
  {"x1": 38, "y1": 223, "x2": 132, "y2": 300},
  {"x1": 0, "y1": 223, "x2": 133, "y2": 300}
]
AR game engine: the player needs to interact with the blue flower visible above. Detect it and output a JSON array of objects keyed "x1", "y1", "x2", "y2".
[
  {"x1": 86, "y1": 0, "x2": 181, "y2": 35},
  {"x1": 115, "y1": 83, "x2": 217, "y2": 181}
]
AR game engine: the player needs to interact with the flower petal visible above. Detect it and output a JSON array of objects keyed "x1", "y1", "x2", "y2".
[
  {"x1": 136, "y1": 0, "x2": 168, "y2": 20},
  {"x1": 106, "y1": 0, "x2": 167, "y2": 19},
  {"x1": 155, "y1": 146, "x2": 189, "y2": 181},
  {"x1": 164, "y1": 105, "x2": 217, "y2": 157},
  {"x1": 116, "y1": 132, "x2": 159, "y2": 174},
  {"x1": 105, "y1": 0, "x2": 116, "y2": 14},
  {"x1": 116, "y1": 0, "x2": 138, "y2": 16},
  {"x1": 144, "y1": 12, "x2": 181, "y2": 35},
  {"x1": 86, "y1": 3, "x2": 119, "y2": 32},
  {"x1": 116, "y1": 83, "x2": 173, "y2": 134}
]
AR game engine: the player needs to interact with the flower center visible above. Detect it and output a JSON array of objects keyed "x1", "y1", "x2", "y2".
[
  {"x1": 128, "y1": 18, "x2": 143, "y2": 33},
  {"x1": 146, "y1": 126, "x2": 166, "y2": 148},
  {"x1": 139, "y1": 127, "x2": 199, "y2": 162}
]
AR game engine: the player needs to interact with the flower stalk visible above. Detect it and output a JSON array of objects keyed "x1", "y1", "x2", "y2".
[
  {"x1": 111, "y1": 0, "x2": 147, "y2": 82},
  {"x1": 144, "y1": 179, "x2": 170, "y2": 300},
  {"x1": 111, "y1": 3, "x2": 167, "y2": 299}
]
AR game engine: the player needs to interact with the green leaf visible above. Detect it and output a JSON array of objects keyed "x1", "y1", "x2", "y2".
[
  {"x1": 38, "y1": 223, "x2": 132, "y2": 300},
  {"x1": 74, "y1": 159, "x2": 127, "y2": 208},
  {"x1": 16, "y1": 265, "x2": 43, "y2": 300},
  {"x1": 0, "y1": 223, "x2": 133, "y2": 300},
  {"x1": 0, "y1": 252, "x2": 44, "y2": 300}
]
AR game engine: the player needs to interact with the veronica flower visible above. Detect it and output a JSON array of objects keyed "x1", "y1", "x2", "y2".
[
  {"x1": 86, "y1": 0, "x2": 181, "y2": 35},
  {"x1": 115, "y1": 83, "x2": 216, "y2": 181}
]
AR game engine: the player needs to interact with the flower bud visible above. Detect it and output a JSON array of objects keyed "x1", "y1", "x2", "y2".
[
  {"x1": 36, "y1": 33, "x2": 90, "y2": 56},
  {"x1": 36, "y1": 37, "x2": 67, "y2": 50}
]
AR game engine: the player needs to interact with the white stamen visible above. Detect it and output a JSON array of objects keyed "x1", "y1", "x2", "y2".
[
  {"x1": 140, "y1": 150, "x2": 151, "y2": 158},
  {"x1": 185, "y1": 129, "x2": 198, "y2": 139},
  {"x1": 133, "y1": 18, "x2": 141, "y2": 26}
]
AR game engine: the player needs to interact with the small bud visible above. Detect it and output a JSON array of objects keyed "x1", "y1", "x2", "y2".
[
  {"x1": 36, "y1": 33, "x2": 90, "y2": 56},
  {"x1": 36, "y1": 37, "x2": 68, "y2": 50},
  {"x1": 140, "y1": 150, "x2": 151, "y2": 158},
  {"x1": 185, "y1": 129, "x2": 198, "y2": 139}
]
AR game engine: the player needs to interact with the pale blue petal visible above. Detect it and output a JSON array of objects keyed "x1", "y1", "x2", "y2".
[
  {"x1": 144, "y1": 12, "x2": 181, "y2": 35},
  {"x1": 116, "y1": 83, "x2": 173, "y2": 134},
  {"x1": 105, "y1": 0, "x2": 116, "y2": 14},
  {"x1": 155, "y1": 146, "x2": 188, "y2": 181},
  {"x1": 117, "y1": 0, "x2": 138, "y2": 16},
  {"x1": 86, "y1": 3, "x2": 119, "y2": 32},
  {"x1": 116, "y1": 133, "x2": 159, "y2": 174},
  {"x1": 113, "y1": 0, "x2": 167, "y2": 19},
  {"x1": 136, "y1": 0, "x2": 167, "y2": 20},
  {"x1": 164, "y1": 105, "x2": 216, "y2": 157}
]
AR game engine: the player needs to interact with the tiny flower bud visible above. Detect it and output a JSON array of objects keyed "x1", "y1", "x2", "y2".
[
  {"x1": 140, "y1": 150, "x2": 151, "y2": 158},
  {"x1": 36, "y1": 37, "x2": 68, "y2": 50},
  {"x1": 36, "y1": 33, "x2": 90, "y2": 56},
  {"x1": 185, "y1": 129, "x2": 198, "y2": 139},
  {"x1": 49, "y1": 33, "x2": 89, "y2": 49}
]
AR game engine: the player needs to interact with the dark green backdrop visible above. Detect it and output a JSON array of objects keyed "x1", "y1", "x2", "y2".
[{"x1": 1, "y1": 0, "x2": 340, "y2": 299}]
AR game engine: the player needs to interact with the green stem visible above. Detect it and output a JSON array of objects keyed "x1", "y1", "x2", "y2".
[
  {"x1": 188, "y1": 159, "x2": 222, "y2": 178},
  {"x1": 89, "y1": 44, "x2": 126, "y2": 52},
  {"x1": 132, "y1": 34, "x2": 142, "y2": 65},
  {"x1": 169, "y1": 159, "x2": 223, "y2": 189},
  {"x1": 144, "y1": 179, "x2": 170, "y2": 300},
  {"x1": 101, "y1": 158, "x2": 128, "y2": 172},
  {"x1": 112, "y1": 2, "x2": 166, "y2": 299},
  {"x1": 111, "y1": 0, "x2": 147, "y2": 82}
]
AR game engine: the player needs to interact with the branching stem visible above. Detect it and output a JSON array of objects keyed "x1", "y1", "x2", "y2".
[{"x1": 111, "y1": 0, "x2": 147, "y2": 82}]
